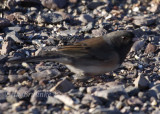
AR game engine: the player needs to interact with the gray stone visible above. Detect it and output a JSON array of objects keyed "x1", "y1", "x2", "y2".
[
  {"x1": 148, "y1": 84, "x2": 160, "y2": 99},
  {"x1": 50, "y1": 78, "x2": 74, "y2": 93},
  {"x1": 81, "y1": 94, "x2": 102, "y2": 106},
  {"x1": 133, "y1": 15, "x2": 157, "y2": 26},
  {"x1": 91, "y1": 108, "x2": 121, "y2": 114},
  {"x1": 79, "y1": 14, "x2": 94, "y2": 24},
  {"x1": 17, "y1": 87, "x2": 30, "y2": 99},
  {"x1": 87, "y1": 84, "x2": 108, "y2": 94},
  {"x1": 30, "y1": 90, "x2": 54, "y2": 105},
  {"x1": 5, "y1": 26, "x2": 24, "y2": 32},
  {"x1": 87, "y1": 2, "x2": 106, "y2": 10},
  {"x1": 0, "y1": 90, "x2": 7, "y2": 103},
  {"x1": 41, "y1": 0, "x2": 67, "y2": 9},
  {"x1": 46, "y1": 96, "x2": 63, "y2": 106},
  {"x1": 59, "y1": 29, "x2": 78, "y2": 36},
  {"x1": 6, "y1": 31, "x2": 23, "y2": 44},
  {"x1": 91, "y1": 28, "x2": 107, "y2": 37},
  {"x1": 54, "y1": 94, "x2": 75, "y2": 107},
  {"x1": 125, "y1": 86, "x2": 139, "y2": 96},
  {"x1": 94, "y1": 85, "x2": 127, "y2": 100},
  {"x1": 36, "y1": 12, "x2": 63, "y2": 24},
  {"x1": 31, "y1": 69, "x2": 61, "y2": 81},
  {"x1": 130, "y1": 40, "x2": 145, "y2": 52},
  {"x1": 134, "y1": 74, "x2": 149, "y2": 90},
  {"x1": 0, "y1": 75, "x2": 8, "y2": 84}
]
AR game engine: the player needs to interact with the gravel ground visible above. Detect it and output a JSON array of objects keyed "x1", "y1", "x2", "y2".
[{"x1": 0, "y1": 0, "x2": 160, "y2": 113}]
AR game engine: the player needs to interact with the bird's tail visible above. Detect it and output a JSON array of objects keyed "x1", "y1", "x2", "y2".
[{"x1": 7, "y1": 53, "x2": 72, "y2": 64}]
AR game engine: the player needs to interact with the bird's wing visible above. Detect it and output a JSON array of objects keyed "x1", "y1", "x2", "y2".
[{"x1": 57, "y1": 37, "x2": 116, "y2": 61}]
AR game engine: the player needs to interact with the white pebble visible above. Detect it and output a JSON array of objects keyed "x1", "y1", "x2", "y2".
[{"x1": 138, "y1": 65, "x2": 143, "y2": 69}]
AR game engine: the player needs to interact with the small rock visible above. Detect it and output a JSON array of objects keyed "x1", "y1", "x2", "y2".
[
  {"x1": 41, "y1": 0, "x2": 67, "y2": 9},
  {"x1": 36, "y1": 12, "x2": 63, "y2": 24},
  {"x1": 31, "y1": 69, "x2": 60, "y2": 81},
  {"x1": 122, "y1": 62, "x2": 135, "y2": 70},
  {"x1": 29, "y1": 106, "x2": 41, "y2": 114},
  {"x1": 91, "y1": 108, "x2": 121, "y2": 114},
  {"x1": 17, "y1": 86, "x2": 31, "y2": 99},
  {"x1": 6, "y1": 95, "x2": 18, "y2": 104},
  {"x1": 0, "y1": 75, "x2": 8, "y2": 84},
  {"x1": 91, "y1": 28, "x2": 107, "y2": 37},
  {"x1": 0, "y1": 55, "x2": 7, "y2": 63},
  {"x1": 55, "y1": 94, "x2": 75, "y2": 107},
  {"x1": 127, "y1": 97, "x2": 143, "y2": 106},
  {"x1": 0, "y1": 18, "x2": 10, "y2": 28},
  {"x1": 81, "y1": 94, "x2": 102, "y2": 106},
  {"x1": 94, "y1": 85, "x2": 127, "y2": 100},
  {"x1": 0, "y1": 90, "x2": 7, "y2": 103},
  {"x1": 5, "y1": 26, "x2": 24, "y2": 32},
  {"x1": 1, "y1": 41, "x2": 12, "y2": 55},
  {"x1": 125, "y1": 86, "x2": 139, "y2": 96},
  {"x1": 145, "y1": 43, "x2": 157, "y2": 54},
  {"x1": 134, "y1": 74, "x2": 149, "y2": 90},
  {"x1": 152, "y1": 110, "x2": 160, "y2": 114},
  {"x1": 46, "y1": 96, "x2": 63, "y2": 106},
  {"x1": 130, "y1": 40, "x2": 145, "y2": 52},
  {"x1": 6, "y1": 31, "x2": 23, "y2": 44},
  {"x1": 87, "y1": 84, "x2": 108, "y2": 93},
  {"x1": 87, "y1": 2, "x2": 105, "y2": 10},
  {"x1": 80, "y1": 22, "x2": 94, "y2": 32},
  {"x1": 59, "y1": 29, "x2": 78, "y2": 36},
  {"x1": 79, "y1": 14, "x2": 94, "y2": 25},
  {"x1": 8, "y1": 74, "x2": 28, "y2": 83},
  {"x1": 50, "y1": 77, "x2": 74, "y2": 93},
  {"x1": 69, "y1": 0, "x2": 77, "y2": 3},
  {"x1": 30, "y1": 90, "x2": 54, "y2": 105},
  {"x1": 148, "y1": 84, "x2": 160, "y2": 99},
  {"x1": 148, "y1": 2, "x2": 160, "y2": 13},
  {"x1": 0, "y1": 103, "x2": 9, "y2": 111},
  {"x1": 133, "y1": 15, "x2": 157, "y2": 26}
]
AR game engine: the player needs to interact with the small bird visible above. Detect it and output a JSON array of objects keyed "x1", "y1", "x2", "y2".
[{"x1": 8, "y1": 31, "x2": 136, "y2": 79}]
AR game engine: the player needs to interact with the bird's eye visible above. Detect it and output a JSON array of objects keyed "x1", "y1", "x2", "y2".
[{"x1": 121, "y1": 36, "x2": 130, "y2": 43}]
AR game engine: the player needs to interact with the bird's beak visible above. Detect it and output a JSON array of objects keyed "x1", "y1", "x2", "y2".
[{"x1": 132, "y1": 36, "x2": 139, "y2": 42}]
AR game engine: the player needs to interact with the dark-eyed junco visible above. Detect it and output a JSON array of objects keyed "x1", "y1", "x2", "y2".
[{"x1": 8, "y1": 31, "x2": 136, "y2": 79}]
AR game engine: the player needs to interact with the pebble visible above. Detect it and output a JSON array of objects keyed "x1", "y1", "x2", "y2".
[
  {"x1": 134, "y1": 74, "x2": 149, "y2": 90},
  {"x1": 54, "y1": 94, "x2": 75, "y2": 107},
  {"x1": 0, "y1": 90, "x2": 7, "y2": 103},
  {"x1": 50, "y1": 77, "x2": 74, "y2": 93},
  {"x1": 41, "y1": 0, "x2": 67, "y2": 9},
  {"x1": 87, "y1": 2, "x2": 105, "y2": 10},
  {"x1": 0, "y1": 75, "x2": 8, "y2": 84},
  {"x1": 130, "y1": 40, "x2": 145, "y2": 52},
  {"x1": 30, "y1": 90, "x2": 54, "y2": 105},
  {"x1": 0, "y1": 18, "x2": 10, "y2": 28},
  {"x1": 94, "y1": 85, "x2": 127, "y2": 100},
  {"x1": 127, "y1": 97, "x2": 143, "y2": 106},
  {"x1": 145, "y1": 43, "x2": 157, "y2": 53},
  {"x1": 125, "y1": 86, "x2": 139, "y2": 96},
  {"x1": 79, "y1": 14, "x2": 94, "y2": 25},
  {"x1": 81, "y1": 94, "x2": 102, "y2": 106},
  {"x1": 36, "y1": 12, "x2": 63, "y2": 24},
  {"x1": 31, "y1": 69, "x2": 61, "y2": 81},
  {"x1": 133, "y1": 15, "x2": 157, "y2": 26},
  {"x1": 91, "y1": 108, "x2": 121, "y2": 114},
  {"x1": 6, "y1": 31, "x2": 23, "y2": 44},
  {"x1": 148, "y1": 84, "x2": 160, "y2": 99},
  {"x1": 1, "y1": 41, "x2": 12, "y2": 55}
]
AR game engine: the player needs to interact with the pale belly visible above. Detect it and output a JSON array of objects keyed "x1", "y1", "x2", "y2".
[{"x1": 66, "y1": 64, "x2": 119, "y2": 75}]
